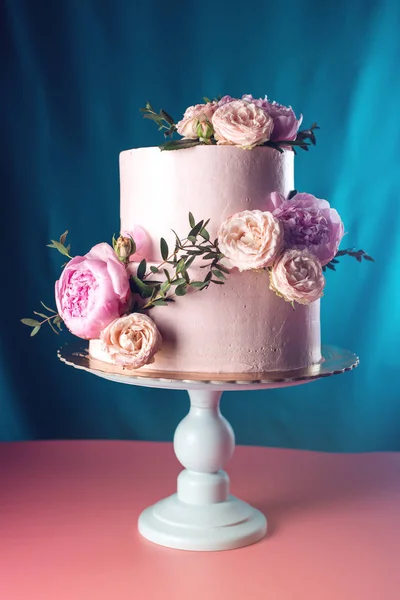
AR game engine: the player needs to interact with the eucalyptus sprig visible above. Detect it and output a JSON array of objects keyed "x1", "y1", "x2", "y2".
[
  {"x1": 263, "y1": 123, "x2": 320, "y2": 154},
  {"x1": 323, "y1": 248, "x2": 374, "y2": 272},
  {"x1": 21, "y1": 302, "x2": 63, "y2": 336},
  {"x1": 130, "y1": 214, "x2": 228, "y2": 310},
  {"x1": 140, "y1": 102, "x2": 177, "y2": 139},
  {"x1": 46, "y1": 230, "x2": 72, "y2": 260}
]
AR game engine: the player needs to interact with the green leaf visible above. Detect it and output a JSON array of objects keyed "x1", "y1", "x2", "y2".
[
  {"x1": 189, "y1": 220, "x2": 204, "y2": 238},
  {"x1": 202, "y1": 252, "x2": 219, "y2": 260},
  {"x1": 163, "y1": 268, "x2": 171, "y2": 282},
  {"x1": 212, "y1": 269, "x2": 226, "y2": 280},
  {"x1": 171, "y1": 229, "x2": 182, "y2": 251},
  {"x1": 152, "y1": 299, "x2": 169, "y2": 306},
  {"x1": 190, "y1": 281, "x2": 207, "y2": 289},
  {"x1": 185, "y1": 255, "x2": 196, "y2": 269},
  {"x1": 47, "y1": 240, "x2": 71, "y2": 258},
  {"x1": 160, "y1": 109, "x2": 175, "y2": 125},
  {"x1": 131, "y1": 276, "x2": 155, "y2": 298},
  {"x1": 137, "y1": 259, "x2": 147, "y2": 280},
  {"x1": 188, "y1": 212, "x2": 195, "y2": 228},
  {"x1": 150, "y1": 265, "x2": 159, "y2": 273},
  {"x1": 171, "y1": 278, "x2": 187, "y2": 287},
  {"x1": 40, "y1": 301, "x2": 56, "y2": 313},
  {"x1": 204, "y1": 272, "x2": 212, "y2": 283},
  {"x1": 211, "y1": 279, "x2": 224, "y2": 285},
  {"x1": 214, "y1": 263, "x2": 230, "y2": 274},
  {"x1": 160, "y1": 238, "x2": 169, "y2": 261},
  {"x1": 175, "y1": 258, "x2": 186, "y2": 274},
  {"x1": 160, "y1": 139, "x2": 204, "y2": 151},
  {"x1": 53, "y1": 314, "x2": 62, "y2": 324},
  {"x1": 143, "y1": 113, "x2": 161, "y2": 122},
  {"x1": 185, "y1": 249, "x2": 203, "y2": 255},
  {"x1": 59, "y1": 230, "x2": 68, "y2": 245},
  {"x1": 187, "y1": 235, "x2": 197, "y2": 244},
  {"x1": 33, "y1": 311, "x2": 48, "y2": 319},
  {"x1": 21, "y1": 318, "x2": 40, "y2": 327},
  {"x1": 199, "y1": 228, "x2": 210, "y2": 241},
  {"x1": 160, "y1": 281, "x2": 171, "y2": 295},
  {"x1": 30, "y1": 325, "x2": 41, "y2": 337},
  {"x1": 364, "y1": 255, "x2": 374, "y2": 262},
  {"x1": 175, "y1": 284, "x2": 187, "y2": 296}
]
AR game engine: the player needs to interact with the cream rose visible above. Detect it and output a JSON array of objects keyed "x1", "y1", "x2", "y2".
[
  {"x1": 100, "y1": 313, "x2": 162, "y2": 369},
  {"x1": 269, "y1": 248, "x2": 325, "y2": 305},
  {"x1": 212, "y1": 100, "x2": 274, "y2": 148},
  {"x1": 176, "y1": 102, "x2": 217, "y2": 139},
  {"x1": 217, "y1": 210, "x2": 283, "y2": 271}
]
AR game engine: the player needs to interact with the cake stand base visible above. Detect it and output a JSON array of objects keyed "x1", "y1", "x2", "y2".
[
  {"x1": 139, "y1": 493, "x2": 266, "y2": 551},
  {"x1": 58, "y1": 343, "x2": 359, "y2": 552}
]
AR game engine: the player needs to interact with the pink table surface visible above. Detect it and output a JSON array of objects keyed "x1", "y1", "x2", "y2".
[{"x1": 0, "y1": 441, "x2": 399, "y2": 600}]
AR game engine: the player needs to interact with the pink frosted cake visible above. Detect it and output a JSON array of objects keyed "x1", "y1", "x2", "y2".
[
  {"x1": 90, "y1": 145, "x2": 321, "y2": 373},
  {"x1": 23, "y1": 93, "x2": 372, "y2": 374}
]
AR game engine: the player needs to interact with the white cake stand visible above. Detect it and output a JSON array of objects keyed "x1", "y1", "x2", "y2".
[{"x1": 58, "y1": 343, "x2": 358, "y2": 552}]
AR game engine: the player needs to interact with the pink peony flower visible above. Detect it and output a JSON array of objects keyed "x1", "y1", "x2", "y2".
[
  {"x1": 262, "y1": 100, "x2": 303, "y2": 142},
  {"x1": 269, "y1": 248, "x2": 325, "y2": 305},
  {"x1": 217, "y1": 210, "x2": 283, "y2": 271},
  {"x1": 272, "y1": 192, "x2": 344, "y2": 266},
  {"x1": 120, "y1": 225, "x2": 151, "y2": 262},
  {"x1": 176, "y1": 102, "x2": 217, "y2": 139},
  {"x1": 55, "y1": 243, "x2": 130, "y2": 339},
  {"x1": 212, "y1": 100, "x2": 274, "y2": 148},
  {"x1": 241, "y1": 95, "x2": 302, "y2": 141},
  {"x1": 100, "y1": 313, "x2": 162, "y2": 369}
]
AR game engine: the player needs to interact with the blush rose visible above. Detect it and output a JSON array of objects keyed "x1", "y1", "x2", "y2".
[
  {"x1": 269, "y1": 248, "x2": 325, "y2": 305},
  {"x1": 217, "y1": 210, "x2": 283, "y2": 271},
  {"x1": 100, "y1": 313, "x2": 162, "y2": 369}
]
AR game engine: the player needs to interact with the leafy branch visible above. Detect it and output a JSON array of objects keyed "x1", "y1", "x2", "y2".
[
  {"x1": 46, "y1": 230, "x2": 72, "y2": 260},
  {"x1": 130, "y1": 214, "x2": 228, "y2": 309},
  {"x1": 140, "y1": 102, "x2": 177, "y2": 139},
  {"x1": 264, "y1": 123, "x2": 320, "y2": 154},
  {"x1": 21, "y1": 302, "x2": 63, "y2": 336},
  {"x1": 323, "y1": 248, "x2": 374, "y2": 272}
]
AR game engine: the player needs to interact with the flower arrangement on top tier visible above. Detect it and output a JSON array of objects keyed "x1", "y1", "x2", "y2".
[
  {"x1": 142, "y1": 93, "x2": 318, "y2": 152},
  {"x1": 22, "y1": 191, "x2": 373, "y2": 370}
]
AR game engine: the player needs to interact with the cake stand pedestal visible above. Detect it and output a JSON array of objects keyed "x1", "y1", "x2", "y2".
[{"x1": 58, "y1": 344, "x2": 358, "y2": 552}]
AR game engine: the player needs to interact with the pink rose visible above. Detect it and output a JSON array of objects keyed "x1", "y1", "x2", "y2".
[
  {"x1": 212, "y1": 100, "x2": 274, "y2": 148},
  {"x1": 121, "y1": 225, "x2": 151, "y2": 262},
  {"x1": 55, "y1": 243, "x2": 130, "y2": 339},
  {"x1": 100, "y1": 313, "x2": 162, "y2": 369},
  {"x1": 269, "y1": 248, "x2": 325, "y2": 305},
  {"x1": 218, "y1": 210, "x2": 283, "y2": 271},
  {"x1": 176, "y1": 102, "x2": 217, "y2": 139}
]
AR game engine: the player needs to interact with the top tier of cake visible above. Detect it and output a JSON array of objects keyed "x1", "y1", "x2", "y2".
[{"x1": 120, "y1": 145, "x2": 294, "y2": 260}]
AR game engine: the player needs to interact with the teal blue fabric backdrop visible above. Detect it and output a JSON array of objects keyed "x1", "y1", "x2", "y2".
[{"x1": 1, "y1": 0, "x2": 399, "y2": 449}]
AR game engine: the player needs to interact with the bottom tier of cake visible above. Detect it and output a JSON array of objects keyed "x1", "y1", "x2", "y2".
[{"x1": 89, "y1": 268, "x2": 321, "y2": 373}]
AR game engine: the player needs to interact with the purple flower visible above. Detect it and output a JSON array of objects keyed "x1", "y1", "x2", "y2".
[
  {"x1": 263, "y1": 100, "x2": 303, "y2": 141},
  {"x1": 241, "y1": 95, "x2": 302, "y2": 141},
  {"x1": 271, "y1": 192, "x2": 344, "y2": 266},
  {"x1": 217, "y1": 95, "x2": 236, "y2": 107}
]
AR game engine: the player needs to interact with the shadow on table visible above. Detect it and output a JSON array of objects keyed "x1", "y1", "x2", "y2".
[{"x1": 244, "y1": 450, "x2": 400, "y2": 538}]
